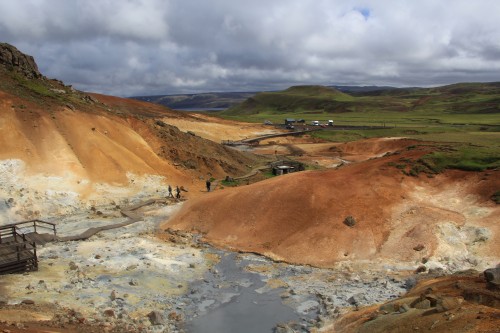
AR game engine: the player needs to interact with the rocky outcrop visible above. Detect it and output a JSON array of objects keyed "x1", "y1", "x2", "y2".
[
  {"x1": 0, "y1": 43, "x2": 42, "y2": 79},
  {"x1": 330, "y1": 271, "x2": 500, "y2": 333},
  {"x1": 484, "y1": 267, "x2": 500, "y2": 287}
]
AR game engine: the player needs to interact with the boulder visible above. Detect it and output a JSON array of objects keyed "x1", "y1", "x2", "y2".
[
  {"x1": 103, "y1": 309, "x2": 115, "y2": 318},
  {"x1": 379, "y1": 303, "x2": 397, "y2": 313},
  {"x1": 425, "y1": 294, "x2": 440, "y2": 307},
  {"x1": 484, "y1": 268, "x2": 500, "y2": 286},
  {"x1": 399, "y1": 303, "x2": 410, "y2": 313},
  {"x1": 348, "y1": 293, "x2": 365, "y2": 306},
  {"x1": 413, "y1": 244, "x2": 425, "y2": 251},
  {"x1": 343, "y1": 216, "x2": 356, "y2": 227},
  {"x1": 147, "y1": 311, "x2": 165, "y2": 325},
  {"x1": 412, "y1": 299, "x2": 431, "y2": 309},
  {"x1": 436, "y1": 297, "x2": 464, "y2": 313},
  {"x1": 404, "y1": 276, "x2": 418, "y2": 290}
]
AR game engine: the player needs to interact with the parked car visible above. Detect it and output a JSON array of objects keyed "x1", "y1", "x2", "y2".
[
  {"x1": 264, "y1": 120, "x2": 273, "y2": 125},
  {"x1": 311, "y1": 120, "x2": 320, "y2": 126}
]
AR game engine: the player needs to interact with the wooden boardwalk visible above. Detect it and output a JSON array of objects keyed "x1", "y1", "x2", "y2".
[{"x1": 0, "y1": 198, "x2": 173, "y2": 275}]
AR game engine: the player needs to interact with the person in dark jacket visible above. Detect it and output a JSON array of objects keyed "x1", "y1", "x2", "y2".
[{"x1": 206, "y1": 180, "x2": 211, "y2": 192}]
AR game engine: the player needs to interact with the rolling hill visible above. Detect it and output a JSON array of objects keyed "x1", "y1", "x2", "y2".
[
  {"x1": 0, "y1": 43, "x2": 261, "y2": 222},
  {"x1": 167, "y1": 140, "x2": 500, "y2": 268},
  {"x1": 222, "y1": 83, "x2": 500, "y2": 116}
]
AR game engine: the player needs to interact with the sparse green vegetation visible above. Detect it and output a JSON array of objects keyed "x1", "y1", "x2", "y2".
[
  {"x1": 220, "y1": 178, "x2": 239, "y2": 187},
  {"x1": 0, "y1": 66, "x2": 87, "y2": 108},
  {"x1": 261, "y1": 170, "x2": 278, "y2": 178},
  {"x1": 384, "y1": 143, "x2": 500, "y2": 176},
  {"x1": 421, "y1": 145, "x2": 500, "y2": 172}
]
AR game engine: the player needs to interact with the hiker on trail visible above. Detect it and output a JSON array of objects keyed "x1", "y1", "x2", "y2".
[
  {"x1": 175, "y1": 186, "x2": 181, "y2": 199},
  {"x1": 206, "y1": 180, "x2": 211, "y2": 192},
  {"x1": 167, "y1": 185, "x2": 173, "y2": 198}
]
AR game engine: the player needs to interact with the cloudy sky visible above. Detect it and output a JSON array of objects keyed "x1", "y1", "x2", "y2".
[{"x1": 1, "y1": 0, "x2": 500, "y2": 97}]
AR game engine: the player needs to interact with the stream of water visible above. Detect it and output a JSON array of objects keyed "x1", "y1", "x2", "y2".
[{"x1": 186, "y1": 252, "x2": 309, "y2": 333}]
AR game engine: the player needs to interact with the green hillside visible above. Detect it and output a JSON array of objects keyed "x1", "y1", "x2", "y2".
[
  {"x1": 221, "y1": 85, "x2": 356, "y2": 115},
  {"x1": 218, "y1": 83, "x2": 500, "y2": 174},
  {"x1": 222, "y1": 83, "x2": 500, "y2": 118}
]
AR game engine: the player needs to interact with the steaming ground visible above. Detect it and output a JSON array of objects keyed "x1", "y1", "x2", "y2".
[{"x1": 0, "y1": 158, "x2": 175, "y2": 225}]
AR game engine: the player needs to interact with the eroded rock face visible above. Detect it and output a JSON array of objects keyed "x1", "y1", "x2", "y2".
[{"x1": 0, "y1": 43, "x2": 42, "y2": 79}]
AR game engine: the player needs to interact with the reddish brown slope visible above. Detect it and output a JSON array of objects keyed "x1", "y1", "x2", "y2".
[{"x1": 167, "y1": 148, "x2": 500, "y2": 267}]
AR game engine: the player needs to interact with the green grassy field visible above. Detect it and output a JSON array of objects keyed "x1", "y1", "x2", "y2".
[{"x1": 215, "y1": 84, "x2": 500, "y2": 173}]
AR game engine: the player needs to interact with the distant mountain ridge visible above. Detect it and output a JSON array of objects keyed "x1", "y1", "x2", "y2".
[
  {"x1": 131, "y1": 85, "x2": 403, "y2": 110},
  {"x1": 222, "y1": 83, "x2": 500, "y2": 115},
  {"x1": 132, "y1": 91, "x2": 256, "y2": 110},
  {"x1": 133, "y1": 83, "x2": 500, "y2": 115}
]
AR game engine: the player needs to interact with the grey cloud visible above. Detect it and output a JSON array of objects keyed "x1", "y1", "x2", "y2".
[{"x1": 1, "y1": 0, "x2": 499, "y2": 96}]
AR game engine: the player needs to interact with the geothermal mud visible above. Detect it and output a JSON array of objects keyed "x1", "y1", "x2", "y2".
[{"x1": 0, "y1": 201, "x2": 411, "y2": 333}]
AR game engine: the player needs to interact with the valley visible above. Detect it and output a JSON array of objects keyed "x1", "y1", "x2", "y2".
[{"x1": 0, "y1": 43, "x2": 499, "y2": 333}]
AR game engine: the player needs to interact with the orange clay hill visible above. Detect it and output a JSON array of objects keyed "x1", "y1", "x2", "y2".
[
  {"x1": 0, "y1": 43, "x2": 263, "y2": 215},
  {"x1": 167, "y1": 141, "x2": 500, "y2": 269}
]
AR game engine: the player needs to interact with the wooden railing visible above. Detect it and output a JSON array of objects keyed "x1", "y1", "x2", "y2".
[
  {"x1": 0, "y1": 225, "x2": 38, "y2": 275},
  {"x1": 0, "y1": 220, "x2": 56, "y2": 244}
]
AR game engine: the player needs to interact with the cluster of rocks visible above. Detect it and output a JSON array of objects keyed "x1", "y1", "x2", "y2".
[
  {"x1": 13, "y1": 255, "x2": 188, "y2": 333},
  {"x1": 0, "y1": 43, "x2": 42, "y2": 79},
  {"x1": 378, "y1": 292, "x2": 464, "y2": 315},
  {"x1": 163, "y1": 228, "x2": 205, "y2": 249}
]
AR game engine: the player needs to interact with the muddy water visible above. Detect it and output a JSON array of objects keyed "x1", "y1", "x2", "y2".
[{"x1": 185, "y1": 252, "x2": 311, "y2": 333}]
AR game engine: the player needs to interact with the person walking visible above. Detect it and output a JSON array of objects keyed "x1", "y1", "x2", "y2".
[
  {"x1": 175, "y1": 186, "x2": 181, "y2": 199},
  {"x1": 206, "y1": 179, "x2": 211, "y2": 192},
  {"x1": 167, "y1": 185, "x2": 173, "y2": 198}
]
